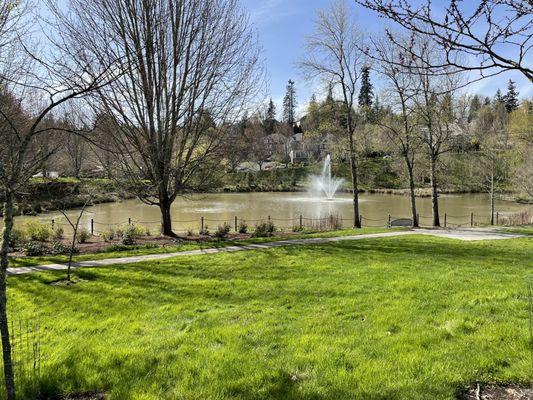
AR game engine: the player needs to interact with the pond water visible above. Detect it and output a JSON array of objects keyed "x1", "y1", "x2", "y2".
[{"x1": 12, "y1": 192, "x2": 532, "y2": 234}]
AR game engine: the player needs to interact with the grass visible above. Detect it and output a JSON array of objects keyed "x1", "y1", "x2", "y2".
[
  {"x1": 5, "y1": 234, "x2": 533, "y2": 399},
  {"x1": 503, "y1": 226, "x2": 533, "y2": 235},
  {"x1": 7, "y1": 227, "x2": 398, "y2": 268}
]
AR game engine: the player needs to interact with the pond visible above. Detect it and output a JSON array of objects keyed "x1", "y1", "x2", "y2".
[{"x1": 12, "y1": 192, "x2": 532, "y2": 234}]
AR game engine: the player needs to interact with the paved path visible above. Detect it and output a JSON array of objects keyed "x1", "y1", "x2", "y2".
[{"x1": 7, "y1": 228, "x2": 527, "y2": 276}]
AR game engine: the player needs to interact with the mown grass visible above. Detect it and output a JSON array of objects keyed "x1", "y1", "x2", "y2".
[
  {"x1": 8, "y1": 227, "x2": 397, "y2": 268},
  {"x1": 503, "y1": 225, "x2": 533, "y2": 236},
  {"x1": 6, "y1": 234, "x2": 533, "y2": 399}
]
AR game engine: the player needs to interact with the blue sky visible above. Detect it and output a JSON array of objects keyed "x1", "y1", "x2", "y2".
[{"x1": 242, "y1": 0, "x2": 533, "y2": 118}]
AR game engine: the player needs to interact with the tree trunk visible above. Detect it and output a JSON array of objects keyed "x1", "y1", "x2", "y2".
[
  {"x1": 348, "y1": 133, "x2": 361, "y2": 229},
  {"x1": 406, "y1": 161, "x2": 418, "y2": 227},
  {"x1": 0, "y1": 192, "x2": 16, "y2": 400},
  {"x1": 429, "y1": 154, "x2": 440, "y2": 227},
  {"x1": 490, "y1": 164, "x2": 495, "y2": 226},
  {"x1": 160, "y1": 199, "x2": 174, "y2": 237}
]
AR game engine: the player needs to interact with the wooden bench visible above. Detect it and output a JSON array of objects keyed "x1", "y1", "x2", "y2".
[{"x1": 388, "y1": 218, "x2": 413, "y2": 228}]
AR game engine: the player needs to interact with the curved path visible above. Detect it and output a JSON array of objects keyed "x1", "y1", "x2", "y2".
[{"x1": 7, "y1": 228, "x2": 527, "y2": 276}]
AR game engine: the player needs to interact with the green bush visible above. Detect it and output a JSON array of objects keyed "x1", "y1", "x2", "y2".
[
  {"x1": 25, "y1": 220, "x2": 52, "y2": 242},
  {"x1": 252, "y1": 221, "x2": 275, "y2": 238},
  {"x1": 238, "y1": 220, "x2": 248, "y2": 234},
  {"x1": 214, "y1": 223, "x2": 231, "y2": 239},
  {"x1": 50, "y1": 241, "x2": 78, "y2": 255},
  {"x1": 52, "y1": 226, "x2": 64, "y2": 241},
  {"x1": 76, "y1": 227, "x2": 91, "y2": 244},
  {"x1": 100, "y1": 229, "x2": 115, "y2": 243},
  {"x1": 121, "y1": 225, "x2": 143, "y2": 245},
  {"x1": 24, "y1": 241, "x2": 51, "y2": 256},
  {"x1": 9, "y1": 228, "x2": 26, "y2": 249}
]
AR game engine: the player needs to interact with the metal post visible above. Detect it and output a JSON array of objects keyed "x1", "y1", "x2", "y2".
[
  {"x1": 496, "y1": 212, "x2": 499, "y2": 225},
  {"x1": 416, "y1": 214, "x2": 419, "y2": 227},
  {"x1": 444, "y1": 213, "x2": 447, "y2": 227},
  {"x1": 128, "y1": 217, "x2": 131, "y2": 225},
  {"x1": 91, "y1": 219, "x2": 94, "y2": 235},
  {"x1": 234, "y1": 216, "x2": 238, "y2": 232},
  {"x1": 299, "y1": 215, "x2": 303, "y2": 229},
  {"x1": 470, "y1": 212, "x2": 474, "y2": 227},
  {"x1": 268, "y1": 215, "x2": 271, "y2": 223},
  {"x1": 201, "y1": 216, "x2": 204, "y2": 234},
  {"x1": 388, "y1": 214, "x2": 391, "y2": 228},
  {"x1": 51, "y1": 219, "x2": 55, "y2": 230},
  {"x1": 360, "y1": 215, "x2": 362, "y2": 227}
]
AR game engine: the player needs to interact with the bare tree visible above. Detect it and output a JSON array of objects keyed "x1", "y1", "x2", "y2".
[
  {"x1": 0, "y1": 3, "x2": 114, "y2": 398},
  {"x1": 51, "y1": 0, "x2": 263, "y2": 236},
  {"x1": 299, "y1": 0, "x2": 364, "y2": 228},
  {"x1": 372, "y1": 34, "x2": 421, "y2": 227},
  {"x1": 355, "y1": 0, "x2": 533, "y2": 82},
  {"x1": 409, "y1": 40, "x2": 462, "y2": 227}
]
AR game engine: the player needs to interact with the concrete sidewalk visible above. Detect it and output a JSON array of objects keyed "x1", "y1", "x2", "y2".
[{"x1": 7, "y1": 228, "x2": 527, "y2": 276}]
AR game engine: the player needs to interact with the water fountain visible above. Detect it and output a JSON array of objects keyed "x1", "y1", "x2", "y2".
[{"x1": 310, "y1": 154, "x2": 344, "y2": 200}]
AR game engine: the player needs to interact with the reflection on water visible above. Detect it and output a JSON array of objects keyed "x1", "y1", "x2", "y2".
[{"x1": 9, "y1": 192, "x2": 532, "y2": 234}]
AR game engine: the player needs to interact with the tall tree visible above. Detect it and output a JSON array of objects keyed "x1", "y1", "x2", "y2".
[
  {"x1": 282, "y1": 79, "x2": 297, "y2": 126},
  {"x1": 300, "y1": 0, "x2": 364, "y2": 228},
  {"x1": 372, "y1": 34, "x2": 420, "y2": 227},
  {"x1": 0, "y1": 2, "x2": 113, "y2": 397},
  {"x1": 264, "y1": 98, "x2": 277, "y2": 135},
  {"x1": 355, "y1": 0, "x2": 533, "y2": 82},
  {"x1": 468, "y1": 95, "x2": 481, "y2": 123},
  {"x1": 358, "y1": 65, "x2": 374, "y2": 108},
  {"x1": 53, "y1": 0, "x2": 262, "y2": 236},
  {"x1": 504, "y1": 80, "x2": 520, "y2": 113}
]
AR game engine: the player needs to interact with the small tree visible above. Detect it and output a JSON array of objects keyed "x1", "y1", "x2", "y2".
[{"x1": 503, "y1": 80, "x2": 520, "y2": 114}]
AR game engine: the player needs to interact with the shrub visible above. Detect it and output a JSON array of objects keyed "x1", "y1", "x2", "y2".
[
  {"x1": 100, "y1": 229, "x2": 115, "y2": 242},
  {"x1": 24, "y1": 241, "x2": 51, "y2": 256},
  {"x1": 25, "y1": 220, "x2": 53, "y2": 242},
  {"x1": 199, "y1": 225, "x2": 209, "y2": 236},
  {"x1": 292, "y1": 225, "x2": 304, "y2": 232},
  {"x1": 252, "y1": 221, "x2": 275, "y2": 238},
  {"x1": 76, "y1": 227, "x2": 91, "y2": 244},
  {"x1": 9, "y1": 228, "x2": 26, "y2": 249},
  {"x1": 50, "y1": 241, "x2": 78, "y2": 255},
  {"x1": 121, "y1": 225, "x2": 142, "y2": 245},
  {"x1": 214, "y1": 223, "x2": 231, "y2": 239},
  {"x1": 238, "y1": 220, "x2": 248, "y2": 234},
  {"x1": 186, "y1": 229, "x2": 194, "y2": 236},
  {"x1": 52, "y1": 226, "x2": 64, "y2": 241}
]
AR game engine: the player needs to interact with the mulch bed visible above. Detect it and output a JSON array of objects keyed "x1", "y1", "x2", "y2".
[{"x1": 458, "y1": 384, "x2": 533, "y2": 400}]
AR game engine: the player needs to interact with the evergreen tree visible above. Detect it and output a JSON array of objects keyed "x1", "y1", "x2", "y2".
[
  {"x1": 264, "y1": 98, "x2": 277, "y2": 135},
  {"x1": 468, "y1": 95, "x2": 481, "y2": 122},
  {"x1": 358, "y1": 65, "x2": 374, "y2": 108},
  {"x1": 483, "y1": 96, "x2": 491, "y2": 106},
  {"x1": 503, "y1": 79, "x2": 519, "y2": 113},
  {"x1": 494, "y1": 89, "x2": 504, "y2": 104},
  {"x1": 282, "y1": 79, "x2": 297, "y2": 125}
]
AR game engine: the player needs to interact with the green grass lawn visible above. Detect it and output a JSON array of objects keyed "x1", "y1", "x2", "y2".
[
  {"x1": 5, "y1": 234, "x2": 533, "y2": 399},
  {"x1": 8, "y1": 227, "x2": 397, "y2": 268}
]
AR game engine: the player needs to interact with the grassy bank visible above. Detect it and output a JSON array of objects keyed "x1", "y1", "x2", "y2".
[
  {"x1": 6, "y1": 235, "x2": 533, "y2": 399},
  {"x1": 8, "y1": 227, "x2": 397, "y2": 268}
]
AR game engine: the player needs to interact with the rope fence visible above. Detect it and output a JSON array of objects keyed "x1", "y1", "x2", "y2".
[{"x1": 40, "y1": 209, "x2": 532, "y2": 236}]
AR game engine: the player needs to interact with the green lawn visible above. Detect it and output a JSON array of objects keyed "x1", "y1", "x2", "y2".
[
  {"x1": 5, "y1": 234, "x2": 533, "y2": 399},
  {"x1": 8, "y1": 227, "x2": 397, "y2": 268}
]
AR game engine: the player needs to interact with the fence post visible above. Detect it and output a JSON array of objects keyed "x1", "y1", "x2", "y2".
[
  {"x1": 360, "y1": 215, "x2": 362, "y2": 228},
  {"x1": 268, "y1": 215, "x2": 271, "y2": 223},
  {"x1": 470, "y1": 212, "x2": 474, "y2": 227},
  {"x1": 234, "y1": 216, "x2": 238, "y2": 232},
  {"x1": 388, "y1": 214, "x2": 391, "y2": 228},
  {"x1": 444, "y1": 213, "x2": 447, "y2": 228},
  {"x1": 496, "y1": 212, "x2": 499, "y2": 225},
  {"x1": 416, "y1": 214, "x2": 419, "y2": 227},
  {"x1": 128, "y1": 217, "x2": 131, "y2": 226},
  {"x1": 201, "y1": 216, "x2": 204, "y2": 234},
  {"x1": 51, "y1": 219, "x2": 55, "y2": 230},
  {"x1": 91, "y1": 219, "x2": 94, "y2": 235},
  {"x1": 299, "y1": 215, "x2": 303, "y2": 229}
]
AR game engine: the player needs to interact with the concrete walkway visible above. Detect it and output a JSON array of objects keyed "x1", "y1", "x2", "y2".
[{"x1": 7, "y1": 228, "x2": 527, "y2": 276}]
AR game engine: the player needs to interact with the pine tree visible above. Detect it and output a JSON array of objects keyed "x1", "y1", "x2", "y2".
[
  {"x1": 358, "y1": 65, "x2": 373, "y2": 108},
  {"x1": 503, "y1": 79, "x2": 519, "y2": 113},
  {"x1": 468, "y1": 95, "x2": 481, "y2": 122},
  {"x1": 264, "y1": 98, "x2": 277, "y2": 135},
  {"x1": 282, "y1": 80, "x2": 297, "y2": 125},
  {"x1": 494, "y1": 89, "x2": 504, "y2": 104}
]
